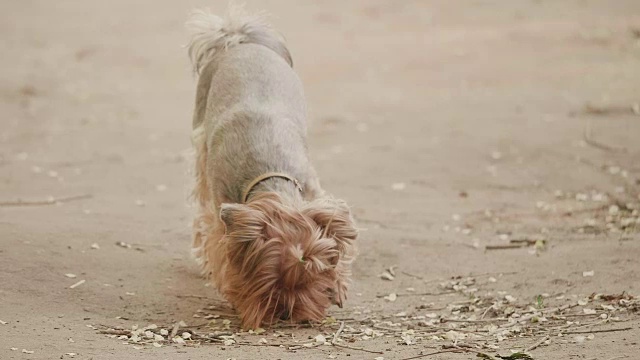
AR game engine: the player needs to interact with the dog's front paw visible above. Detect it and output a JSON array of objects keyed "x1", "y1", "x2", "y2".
[{"x1": 331, "y1": 281, "x2": 348, "y2": 308}]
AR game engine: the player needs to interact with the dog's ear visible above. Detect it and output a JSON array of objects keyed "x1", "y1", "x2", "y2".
[
  {"x1": 304, "y1": 199, "x2": 358, "y2": 257},
  {"x1": 220, "y1": 203, "x2": 244, "y2": 230},
  {"x1": 220, "y1": 203, "x2": 266, "y2": 242}
]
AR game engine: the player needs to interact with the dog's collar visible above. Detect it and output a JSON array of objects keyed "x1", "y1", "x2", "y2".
[{"x1": 242, "y1": 172, "x2": 303, "y2": 203}]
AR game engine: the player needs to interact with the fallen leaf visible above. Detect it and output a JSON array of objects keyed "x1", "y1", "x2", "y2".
[{"x1": 379, "y1": 271, "x2": 394, "y2": 281}]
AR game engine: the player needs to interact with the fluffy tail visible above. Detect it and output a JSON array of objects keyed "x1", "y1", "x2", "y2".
[{"x1": 186, "y1": 4, "x2": 293, "y2": 74}]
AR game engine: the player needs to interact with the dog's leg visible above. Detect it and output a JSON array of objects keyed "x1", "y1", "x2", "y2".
[
  {"x1": 333, "y1": 260, "x2": 352, "y2": 308},
  {"x1": 190, "y1": 124, "x2": 213, "y2": 275}
]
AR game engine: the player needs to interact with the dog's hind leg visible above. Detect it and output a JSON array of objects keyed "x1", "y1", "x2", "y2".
[{"x1": 190, "y1": 122, "x2": 213, "y2": 273}]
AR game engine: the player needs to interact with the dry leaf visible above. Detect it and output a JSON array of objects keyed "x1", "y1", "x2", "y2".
[
  {"x1": 384, "y1": 293, "x2": 397, "y2": 302},
  {"x1": 380, "y1": 271, "x2": 395, "y2": 281}
]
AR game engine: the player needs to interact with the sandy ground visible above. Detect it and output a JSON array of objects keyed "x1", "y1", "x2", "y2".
[{"x1": 2, "y1": 1, "x2": 640, "y2": 359}]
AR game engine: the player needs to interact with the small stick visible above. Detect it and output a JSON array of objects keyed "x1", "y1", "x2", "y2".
[
  {"x1": 99, "y1": 329, "x2": 130, "y2": 336},
  {"x1": 605, "y1": 356, "x2": 628, "y2": 360},
  {"x1": 0, "y1": 194, "x2": 92, "y2": 207},
  {"x1": 510, "y1": 239, "x2": 537, "y2": 245},
  {"x1": 442, "y1": 318, "x2": 508, "y2": 324},
  {"x1": 375, "y1": 291, "x2": 456, "y2": 298},
  {"x1": 583, "y1": 120, "x2": 627, "y2": 153},
  {"x1": 69, "y1": 279, "x2": 86, "y2": 289},
  {"x1": 175, "y1": 294, "x2": 209, "y2": 299},
  {"x1": 331, "y1": 321, "x2": 345, "y2": 345},
  {"x1": 453, "y1": 346, "x2": 499, "y2": 360},
  {"x1": 525, "y1": 335, "x2": 550, "y2": 352},
  {"x1": 331, "y1": 342, "x2": 383, "y2": 354},
  {"x1": 485, "y1": 244, "x2": 528, "y2": 250},
  {"x1": 170, "y1": 322, "x2": 180, "y2": 338},
  {"x1": 561, "y1": 326, "x2": 633, "y2": 335},
  {"x1": 468, "y1": 271, "x2": 519, "y2": 277},
  {"x1": 398, "y1": 349, "x2": 463, "y2": 360},
  {"x1": 402, "y1": 271, "x2": 424, "y2": 280}
]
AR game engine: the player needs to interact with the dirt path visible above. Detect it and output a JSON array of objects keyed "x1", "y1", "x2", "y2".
[{"x1": 2, "y1": 1, "x2": 639, "y2": 359}]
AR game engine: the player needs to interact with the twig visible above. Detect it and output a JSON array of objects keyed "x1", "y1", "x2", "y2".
[
  {"x1": 182, "y1": 322, "x2": 215, "y2": 329},
  {"x1": 510, "y1": 239, "x2": 537, "y2": 245},
  {"x1": 330, "y1": 320, "x2": 383, "y2": 354},
  {"x1": 402, "y1": 271, "x2": 424, "y2": 280},
  {"x1": 0, "y1": 194, "x2": 92, "y2": 207},
  {"x1": 331, "y1": 321, "x2": 345, "y2": 345},
  {"x1": 583, "y1": 120, "x2": 627, "y2": 153},
  {"x1": 375, "y1": 291, "x2": 456, "y2": 298},
  {"x1": 99, "y1": 329, "x2": 130, "y2": 336},
  {"x1": 398, "y1": 349, "x2": 463, "y2": 360},
  {"x1": 69, "y1": 279, "x2": 86, "y2": 289},
  {"x1": 442, "y1": 318, "x2": 508, "y2": 324},
  {"x1": 525, "y1": 335, "x2": 550, "y2": 352},
  {"x1": 605, "y1": 356, "x2": 628, "y2": 360},
  {"x1": 170, "y1": 322, "x2": 180, "y2": 338},
  {"x1": 562, "y1": 204, "x2": 609, "y2": 217},
  {"x1": 331, "y1": 342, "x2": 383, "y2": 354},
  {"x1": 236, "y1": 341, "x2": 321, "y2": 349},
  {"x1": 561, "y1": 326, "x2": 633, "y2": 335},
  {"x1": 175, "y1": 294, "x2": 209, "y2": 299},
  {"x1": 453, "y1": 346, "x2": 499, "y2": 360},
  {"x1": 485, "y1": 244, "x2": 528, "y2": 250}
]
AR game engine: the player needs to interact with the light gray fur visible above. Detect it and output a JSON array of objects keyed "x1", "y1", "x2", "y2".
[{"x1": 188, "y1": 7, "x2": 324, "y2": 210}]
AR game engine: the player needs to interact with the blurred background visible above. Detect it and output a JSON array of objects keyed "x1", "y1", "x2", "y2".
[{"x1": 1, "y1": 1, "x2": 639, "y2": 358}]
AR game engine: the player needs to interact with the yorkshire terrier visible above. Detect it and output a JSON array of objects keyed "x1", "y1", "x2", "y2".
[{"x1": 186, "y1": 5, "x2": 358, "y2": 329}]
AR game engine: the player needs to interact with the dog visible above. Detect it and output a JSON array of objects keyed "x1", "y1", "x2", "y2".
[{"x1": 185, "y1": 5, "x2": 358, "y2": 329}]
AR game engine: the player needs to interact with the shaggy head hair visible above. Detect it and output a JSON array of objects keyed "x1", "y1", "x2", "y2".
[{"x1": 219, "y1": 193, "x2": 357, "y2": 329}]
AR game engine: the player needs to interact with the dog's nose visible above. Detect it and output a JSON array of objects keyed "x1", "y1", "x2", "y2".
[{"x1": 280, "y1": 309, "x2": 290, "y2": 320}]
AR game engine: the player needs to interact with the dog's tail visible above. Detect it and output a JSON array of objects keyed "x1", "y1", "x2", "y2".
[{"x1": 186, "y1": 4, "x2": 292, "y2": 75}]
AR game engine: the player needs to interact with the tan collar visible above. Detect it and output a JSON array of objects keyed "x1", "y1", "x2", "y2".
[{"x1": 242, "y1": 172, "x2": 303, "y2": 203}]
